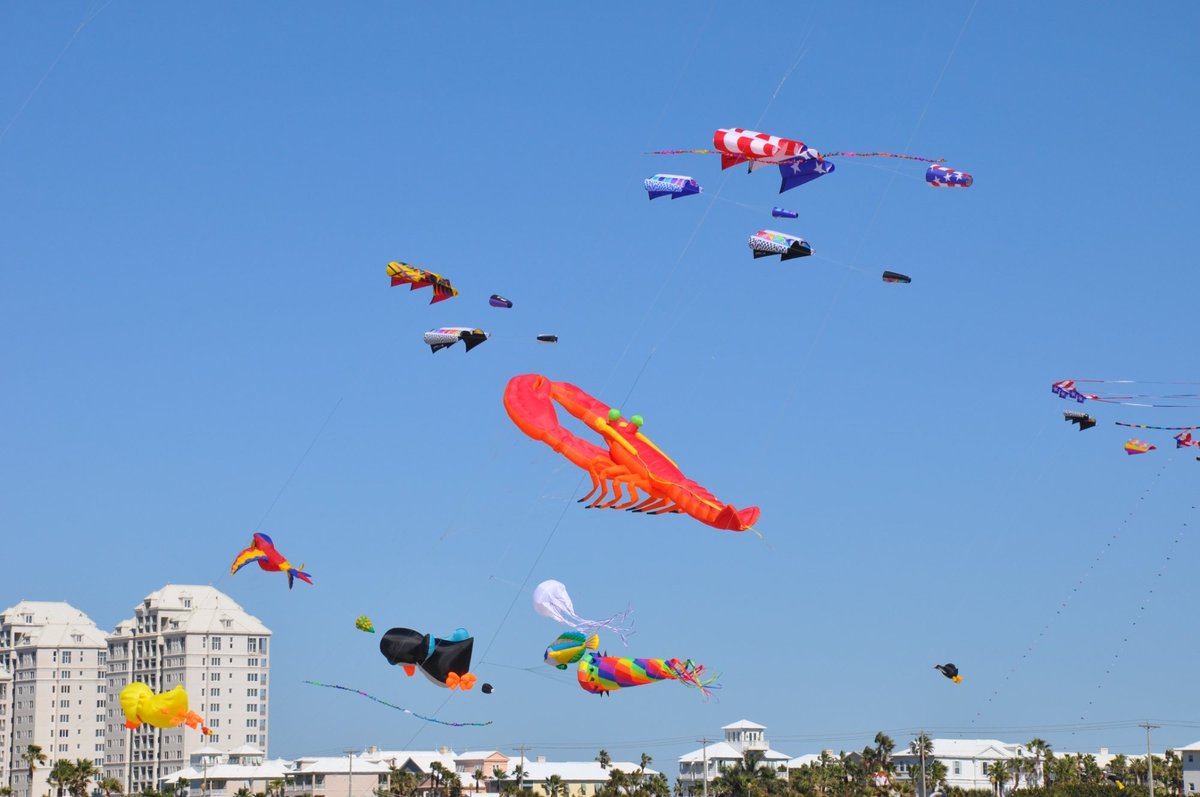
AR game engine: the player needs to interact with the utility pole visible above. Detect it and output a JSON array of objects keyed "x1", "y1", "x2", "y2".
[
  {"x1": 696, "y1": 738, "x2": 711, "y2": 797},
  {"x1": 919, "y1": 731, "x2": 928, "y2": 797},
  {"x1": 513, "y1": 745, "x2": 529, "y2": 793},
  {"x1": 1140, "y1": 723, "x2": 1160, "y2": 797},
  {"x1": 344, "y1": 748, "x2": 357, "y2": 797}
]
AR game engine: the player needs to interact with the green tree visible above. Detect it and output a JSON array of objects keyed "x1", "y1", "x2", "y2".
[
  {"x1": 644, "y1": 774, "x2": 670, "y2": 797},
  {"x1": 597, "y1": 752, "x2": 612, "y2": 772},
  {"x1": 430, "y1": 763, "x2": 449, "y2": 797},
  {"x1": 99, "y1": 779, "x2": 125, "y2": 797},
  {"x1": 909, "y1": 735, "x2": 935, "y2": 797},
  {"x1": 69, "y1": 758, "x2": 100, "y2": 797},
  {"x1": 491, "y1": 767, "x2": 508, "y2": 796},
  {"x1": 23, "y1": 745, "x2": 50, "y2": 796},
  {"x1": 1026, "y1": 740, "x2": 1052, "y2": 789},
  {"x1": 543, "y1": 776, "x2": 565, "y2": 797},
  {"x1": 712, "y1": 751, "x2": 767, "y2": 797},
  {"x1": 234, "y1": 790, "x2": 253, "y2": 797},
  {"x1": 472, "y1": 770, "x2": 485, "y2": 796},
  {"x1": 510, "y1": 765, "x2": 528, "y2": 795},
  {"x1": 49, "y1": 760, "x2": 75, "y2": 797},
  {"x1": 377, "y1": 764, "x2": 419, "y2": 797},
  {"x1": 927, "y1": 761, "x2": 948, "y2": 794},
  {"x1": 986, "y1": 761, "x2": 1009, "y2": 797}
]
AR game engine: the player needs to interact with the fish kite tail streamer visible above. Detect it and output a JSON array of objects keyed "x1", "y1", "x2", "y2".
[
  {"x1": 302, "y1": 680, "x2": 492, "y2": 727},
  {"x1": 823, "y1": 151, "x2": 946, "y2": 163},
  {"x1": 668, "y1": 658, "x2": 721, "y2": 699}
]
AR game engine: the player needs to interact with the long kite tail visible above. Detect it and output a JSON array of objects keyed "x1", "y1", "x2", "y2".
[
  {"x1": 822, "y1": 151, "x2": 945, "y2": 163},
  {"x1": 666, "y1": 659, "x2": 721, "y2": 699},
  {"x1": 303, "y1": 680, "x2": 492, "y2": 727}
]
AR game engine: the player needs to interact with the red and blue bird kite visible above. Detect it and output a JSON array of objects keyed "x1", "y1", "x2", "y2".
[{"x1": 230, "y1": 533, "x2": 312, "y2": 589}]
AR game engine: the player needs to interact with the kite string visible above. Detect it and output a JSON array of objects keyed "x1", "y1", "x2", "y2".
[
  {"x1": 0, "y1": 0, "x2": 114, "y2": 146},
  {"x1": 253, "y1": 396, "x2": 344, "y2": 531},
  {"x1": 402, "y1": 467, "x2": 589, "y2": 747},
  {"x1": 1071, "y1": 497, "x2": 1190, "y2": 730},
  {"x1": 969, "y1": 453, "x2": 1171, "y2": 726},
  {"x1": 303, "y1": 680, "x2": 492, "y2": 727}
]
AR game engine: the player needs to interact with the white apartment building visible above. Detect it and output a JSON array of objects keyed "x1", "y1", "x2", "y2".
[
  {"x1": 678, "y1": 720, "x2": 791, "y2": 796},
  {"x1": 103, "y1": 585, "x2": 271, "y2": 795},
  {"x1": 0, "y1": 668, "x2": 11, "y2": 787},
  {"x1": 0, "y1": 601, "x2": 109, "y2": 797},
  {"x1": 1180, "y1": 741, "x2": 1200, "y2": 795},
  {"x1": 892, "y1": 739, "x2": 1031, "y2": 795}
]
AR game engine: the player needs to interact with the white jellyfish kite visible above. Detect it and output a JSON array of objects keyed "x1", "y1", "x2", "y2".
[{"x1": 532, "y1": 579, "x2": 634, "y2": 645}]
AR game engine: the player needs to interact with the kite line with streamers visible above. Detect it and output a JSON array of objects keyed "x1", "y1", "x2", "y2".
[
  {"x1": 646, "y1": 148, "x2": 945, "y2": 163},
  {"x1": 303, "y1": 681, "x2": 493, "y2": 727},
  {"x1": 1114, "y1": 421, "x2": 1200, "y2": 431}
]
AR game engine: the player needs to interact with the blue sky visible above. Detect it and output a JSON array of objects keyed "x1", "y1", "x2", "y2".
[{"x1": 3, "y1": 0, "x2": 1200, "y2": 765}]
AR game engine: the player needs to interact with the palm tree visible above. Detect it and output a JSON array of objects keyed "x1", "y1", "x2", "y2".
[
  {"x1": 430, "y1": 763, "x2": 449, "y2": 797},
  {"x1": 99, "y1": 779, "x2": 125, "y2": 797},
  {"x1": 509, "y1": 766, "x2": 527, "y2": 795},
  {"x1": 49, "y1": 760, "x2": 75, "y2": 797},
  {"x1": 268, "y1": 781, "x2": 285, "y2": 797},
  {"x1": 909, "y1": 735, "x2": 934, "y2": 797},
  {"x1": 69, "y1": 758, "x2": 100, "y2": 797},
  {"x1": 1, "y1": 787, "x2": 16, "y2": 797},
  {"x1": 712, "y1": 751, "x2": 765, "y2": 797},
  {"x1": 874, "y1": 734, "x2": 896, "y2": 775},
  {"x1": 1025, "y1": 739, "x2": 1051, "y2": 789},
  {"x1": 491, "y1": 767, "x2": 508, "y2": 796},
  {"x1": 543, "y1": 776, "x2": 565, "y2": 797},
  {"x1": 233, "y1": 789, "x2": 252, "y2": 797},
  {"x1": 987, "y1": 761, "x2": 1009, "y2": 797},
  {"x1": 23, "y1": 745, "x2": 49, "y2": 796},
  {"x1": 644, "y1": 774, "x2": 670, "y2": 797},
  {"x1": 637, "y1": 755, "x2": 654, "y2": 790},
  {"x1": 596, "y1": 752, "x2": 612, "y2": 772}
]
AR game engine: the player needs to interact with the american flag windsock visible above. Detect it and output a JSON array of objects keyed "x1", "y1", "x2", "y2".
[
  {"x1": 926, "y1": 164, "x2": 973, "y2": 187},
  {"x1": 713, "y1": 128, "x2": 817, "y2": 169}
]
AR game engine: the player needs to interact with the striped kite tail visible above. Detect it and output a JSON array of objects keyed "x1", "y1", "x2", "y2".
[{"x1": 667, "y1": 658, "x2": 721, "y2": 698}]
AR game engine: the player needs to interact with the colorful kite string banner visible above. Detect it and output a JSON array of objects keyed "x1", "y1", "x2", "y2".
[{"x1": 303, "y1": 681, "x2": 492, "y2": 727}]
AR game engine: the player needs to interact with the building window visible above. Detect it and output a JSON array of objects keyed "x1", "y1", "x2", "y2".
[
  {"x1": 62, "y1": 652, "x2": 73, "y2": 664},
  {"x1": 953, "y1": 762, "x2": 961, "y2": 775}
]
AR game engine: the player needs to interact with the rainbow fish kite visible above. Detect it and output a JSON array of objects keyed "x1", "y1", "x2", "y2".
[
  {"x1": 230, "y1": 532, "x2": 312, "y2": 589},
  {"x1": 544, "y1": 631, "x2": 717, "y2": 698}
]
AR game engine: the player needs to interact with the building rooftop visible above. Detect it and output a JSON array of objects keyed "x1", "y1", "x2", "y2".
[
  {"x1": 0, "y1": 601, "x2": 107, "y2": 648},
  {"x1": 893, "y1": 739, "x2": 1022, "y2": 760},
  {"x1": 114, "y1": 585, "x2": 270, "y2": 636},
  {"x1": 723, "y1": 720, "x2": 767, "y2": 731},
  {"x1": 680, "y1": 742, "x2": 790, "y2": 763}
]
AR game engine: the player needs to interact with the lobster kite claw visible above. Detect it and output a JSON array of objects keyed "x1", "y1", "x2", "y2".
[{"x1": 503, "y1": 374, "x2": 760, "y2": 532}]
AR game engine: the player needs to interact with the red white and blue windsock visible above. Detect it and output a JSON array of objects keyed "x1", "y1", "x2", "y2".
[
  {"x1": 713, "y1": 128, "x2": 818, "y2": 170},
  {"x1": 926, "y1": 165, "x2": 973, "y2": 187}
]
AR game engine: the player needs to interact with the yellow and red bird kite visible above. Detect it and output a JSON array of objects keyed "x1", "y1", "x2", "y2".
[
  {"x1": 387, "y1": 262, "x2": 458, "y2": 304},
  {"x1": 231, "y1": 532, "x2": 312, "y2": 589}
]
